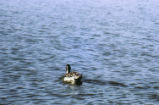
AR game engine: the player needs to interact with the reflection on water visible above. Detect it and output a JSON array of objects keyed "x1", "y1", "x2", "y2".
[{"x1": 0, "y1": 0, "x2": 159, "y2": 104}]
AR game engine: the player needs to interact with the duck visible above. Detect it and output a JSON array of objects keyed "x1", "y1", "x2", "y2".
[{"x1": 63, "y1": 64, "x2": 82, "y2": 84}]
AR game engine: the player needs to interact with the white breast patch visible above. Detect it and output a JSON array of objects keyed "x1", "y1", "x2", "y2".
[{"x1": 64, "y1": 77, "x2": 75, "y2": 82}]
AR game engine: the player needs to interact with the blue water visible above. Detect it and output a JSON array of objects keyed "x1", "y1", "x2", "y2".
[{"x1": 0, "y1": 0, "x2": 159, "y2": 104}]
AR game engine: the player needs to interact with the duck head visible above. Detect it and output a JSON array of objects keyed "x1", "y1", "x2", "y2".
[{"x1": 66, "y1": 64, "x2": 71, "y2": 73}]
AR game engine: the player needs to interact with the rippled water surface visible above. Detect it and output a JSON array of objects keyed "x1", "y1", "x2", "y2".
[{"x1": 0, "y1": 0, "x2": 159, "y2": 104}]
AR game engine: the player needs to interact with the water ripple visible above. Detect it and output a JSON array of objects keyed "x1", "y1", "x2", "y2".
[{"x1": 0, "y1": 0, "x2": 159, "y2": 104}]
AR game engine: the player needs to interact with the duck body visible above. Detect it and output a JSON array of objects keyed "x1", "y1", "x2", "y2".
[{"x1": 63, "y1": 64, "x2": 82, "y2": 84}]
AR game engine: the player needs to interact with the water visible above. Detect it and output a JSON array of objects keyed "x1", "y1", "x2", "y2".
[{"x1": 0, "y1": 0, "x2": 159, "y2": 104}]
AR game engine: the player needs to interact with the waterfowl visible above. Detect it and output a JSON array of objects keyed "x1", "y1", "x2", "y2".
[{"x1": 63, "y1": 64, "x2": 82, "y2": 84}]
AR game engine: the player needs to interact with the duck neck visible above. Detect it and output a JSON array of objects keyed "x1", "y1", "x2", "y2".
[{"x1": 66, "y1": 65, "x2": 71, "y2": 73}]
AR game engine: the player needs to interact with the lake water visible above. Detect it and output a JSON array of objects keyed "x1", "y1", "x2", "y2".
[{"x1": 0, "y1": 0, "x2": 159, "y2": 104}]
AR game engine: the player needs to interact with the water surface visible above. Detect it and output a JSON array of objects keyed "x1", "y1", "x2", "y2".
[{"x1": 0, "y1": 0, "x2": 159, "y2": 104}]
